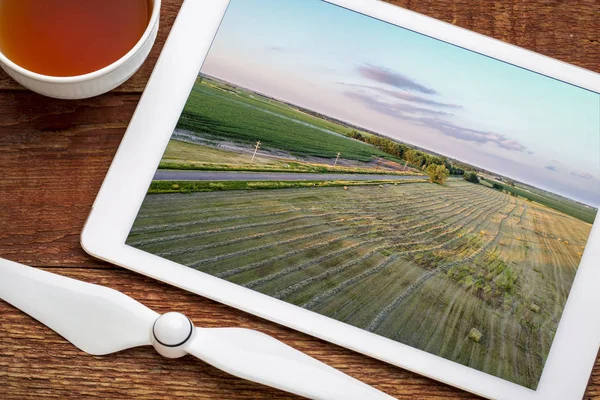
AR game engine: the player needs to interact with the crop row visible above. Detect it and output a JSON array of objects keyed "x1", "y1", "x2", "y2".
[
  {"x1": 294, "y1": 195, "x2": 512, "y2": 318},
  {"x1": 256, "y1": 194, "x2": 511, "y2": 301},
  {"x1": 131, "y1": 181, "x2": 498, "y2": 234},
  {"x1": 365, "y1": 198, "x2": 519, "y2": 332},
  {"x1": 130, "y1": 183, "x2": 499, "y2": 250},
  {"x1": 236, "y1": 192, "x2": 507, "y2": 286}
]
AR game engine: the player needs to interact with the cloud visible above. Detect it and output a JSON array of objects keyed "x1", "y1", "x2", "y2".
[
  {"x1": 338, "y1": 83, "x2": 461, "y2": 109},
  {"x1": 570, "y1": 171, "x2": 595, "y2": 180},
  {"x1": 345, "y1": 91, "x2": 453, "y2": 118},
  {"x1": 380, "y1": 88, "x2": 462, "y2": 109},
  {"x1": 357, "y1": 64, "x2": 437, "y2": 95},
  {"x1": 422, "y1": 119, "x2": 527, "y2": 152},
  {"x1": 268, "y1": 46, "x2": 297, "y2": 53},
  {"x1": 344, "y1": 90, "x2": 527, "y2": 152},
  {"x1": 545, "y1": 165, "x2": 557, "y2": 172}
]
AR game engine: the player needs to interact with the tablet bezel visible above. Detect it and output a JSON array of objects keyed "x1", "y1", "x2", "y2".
[{"x1": 81, "y1": 1, "x2": 600, "y2": 399}]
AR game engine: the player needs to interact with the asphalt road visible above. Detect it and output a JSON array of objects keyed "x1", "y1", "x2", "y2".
[{"x1": 154, "y1": 170, "x2": 426, "y2": 182}]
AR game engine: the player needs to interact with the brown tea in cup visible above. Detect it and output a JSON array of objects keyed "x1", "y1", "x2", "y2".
[{"x1": 0, "y1": 0, "x2": 150, "y2": 77}]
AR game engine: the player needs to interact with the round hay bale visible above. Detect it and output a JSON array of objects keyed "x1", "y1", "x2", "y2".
[{"x1": 468, "y1": 328, "x2": 483, "y2": 343}]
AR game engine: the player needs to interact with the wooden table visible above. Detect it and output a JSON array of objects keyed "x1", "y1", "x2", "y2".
[{"x1": 1, "y1": 1, "x2": 599, "y2": 398}]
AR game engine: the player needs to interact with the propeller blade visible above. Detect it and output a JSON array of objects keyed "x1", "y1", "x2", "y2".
[
  {"x1": 185, "y1": 328, "x2": 396, "y2": 400},
  {"x1": 1, "y1": 259, "x2": 396, "y2": 399},
  {"x1": 0, "y1": 258, "x2": 158, "y2": 355}
]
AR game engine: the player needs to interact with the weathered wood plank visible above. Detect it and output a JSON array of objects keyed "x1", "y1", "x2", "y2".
[
  {"x1": 386, "y1": 0, "x2": 599, "y2": 72},
  {"x1": 0, "y1": 93, "x2": 135, "y2": 267}
]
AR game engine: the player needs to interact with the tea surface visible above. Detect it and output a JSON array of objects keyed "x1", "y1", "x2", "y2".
[{"x1": 0, "y1": 0, "x2": 150, "y2": 77}]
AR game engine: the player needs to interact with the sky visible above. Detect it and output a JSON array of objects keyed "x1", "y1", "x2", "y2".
[{"x1": 201, "y1": 0, "x2": 600, "y2": 207}]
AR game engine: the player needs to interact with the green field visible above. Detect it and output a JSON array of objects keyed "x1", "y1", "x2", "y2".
[
  {"x1": 176, "y1": 80, "x2": 399, "y2": 162},
  {"x1": 481, "y1": 178, "x2": 596, "y2": 224},
  {"x1": 128, "y1": 181, "x2": 592, "y2": 389},
  {"x1": 198, "y1": 77, "x2": 370, "y2": 137},
  {"x1": 147, "y1": 179, "x2": 426, "y2": 194}
]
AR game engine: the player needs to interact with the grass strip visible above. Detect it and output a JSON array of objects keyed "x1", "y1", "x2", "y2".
[
  {"x1": 148, "y1": 179, "x2": 428, "y2": 194},
  {"x1": 158, "y1": 161, "x2": 420, "y2": 176},
  {"x1": 480, "y1": 179, "x2": 596, "y2": 224}
]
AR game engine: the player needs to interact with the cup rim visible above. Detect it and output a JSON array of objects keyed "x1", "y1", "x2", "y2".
[{"x1": 0, "y1": 0, "x2": 161, "y2": 83}]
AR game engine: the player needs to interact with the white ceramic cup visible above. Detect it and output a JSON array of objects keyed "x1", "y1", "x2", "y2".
[{"x1": 0, "y1": 0, "x2": 161, "y2": 99}]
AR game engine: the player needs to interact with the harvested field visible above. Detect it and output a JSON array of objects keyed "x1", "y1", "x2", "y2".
[{"x1": 127, "y1": 181, "x2": 593, "y2": 389}]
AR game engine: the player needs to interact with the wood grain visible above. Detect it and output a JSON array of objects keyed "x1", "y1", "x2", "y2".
[
  {"x1": 386, "y1": 0, "x2": 600, "y2": 71},
  {"x1": 0, "y1": 0, "x2": 599, "y2": 399},
  {"x1": 0, "y1": 93, "x2": 135, "y2": 267}
]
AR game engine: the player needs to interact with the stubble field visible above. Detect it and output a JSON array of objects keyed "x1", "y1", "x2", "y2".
[{"x1": 127, "y1": 181, "x2": 592, "y2": 389}]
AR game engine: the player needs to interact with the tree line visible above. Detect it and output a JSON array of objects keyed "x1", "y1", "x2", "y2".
[{"x1": 348, "y1": 130, "x2": 465, "y2": 176}]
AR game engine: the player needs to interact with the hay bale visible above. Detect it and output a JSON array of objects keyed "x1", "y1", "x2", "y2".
[
  {"x1": 343, "y1": 186, "x2": 348, "y2": 191},
  {"x1": 171, "y1": 184, "x2": 180, "y2": 190},
  {"x1": 468, "y1": 328, "x2": 482, "y2": 343},
  {"x1": 529, "y1": 303, "x2": 540, "y2": 313}
]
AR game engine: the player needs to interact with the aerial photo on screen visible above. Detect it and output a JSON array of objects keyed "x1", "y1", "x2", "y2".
[{"x1": 126, "y1": 0, "x2": 600, "y2": 389}]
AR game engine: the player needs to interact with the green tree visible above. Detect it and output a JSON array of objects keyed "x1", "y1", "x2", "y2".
[
  {"x1": 463, "y1": 172, "x2": 480, "y2": 184},
  {"x1": 426, "y1": 164, "x2": 449, "y2": 184},
  {"x1": 451, "y1": 167, "x2": 465, "y2": 175},
  {"x1": 405, "y1": 149, "x2": 424, "y2": 168},
  {"x1": 348, "y1": 130, "x2": 364, "y2": 141}
]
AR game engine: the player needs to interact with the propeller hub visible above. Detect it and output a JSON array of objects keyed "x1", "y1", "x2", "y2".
[{"x1": 152, "y1": 312, "x2": 194, "y2": 358}]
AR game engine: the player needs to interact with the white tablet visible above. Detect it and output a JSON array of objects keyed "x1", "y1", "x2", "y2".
[{"x1": 81, "y1": 1, "x2": 600, "y2": 398}]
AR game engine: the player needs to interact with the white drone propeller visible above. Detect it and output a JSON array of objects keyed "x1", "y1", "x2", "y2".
[{"x1": 0, "y1": 258, "x2": 395, "y2": 400}]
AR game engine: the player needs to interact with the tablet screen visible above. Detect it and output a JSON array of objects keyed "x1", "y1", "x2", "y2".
[{"x1": 126, "y1": 0, "x2": 599, "y2": 389}]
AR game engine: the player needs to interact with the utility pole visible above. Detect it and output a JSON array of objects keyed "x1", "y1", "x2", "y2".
[
  {"x1": 334, "y1": 152, "x2": 341, "y2": 167},
  {"x1": 250, "y1": 140, "x2": 261, "y2": 164}
]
